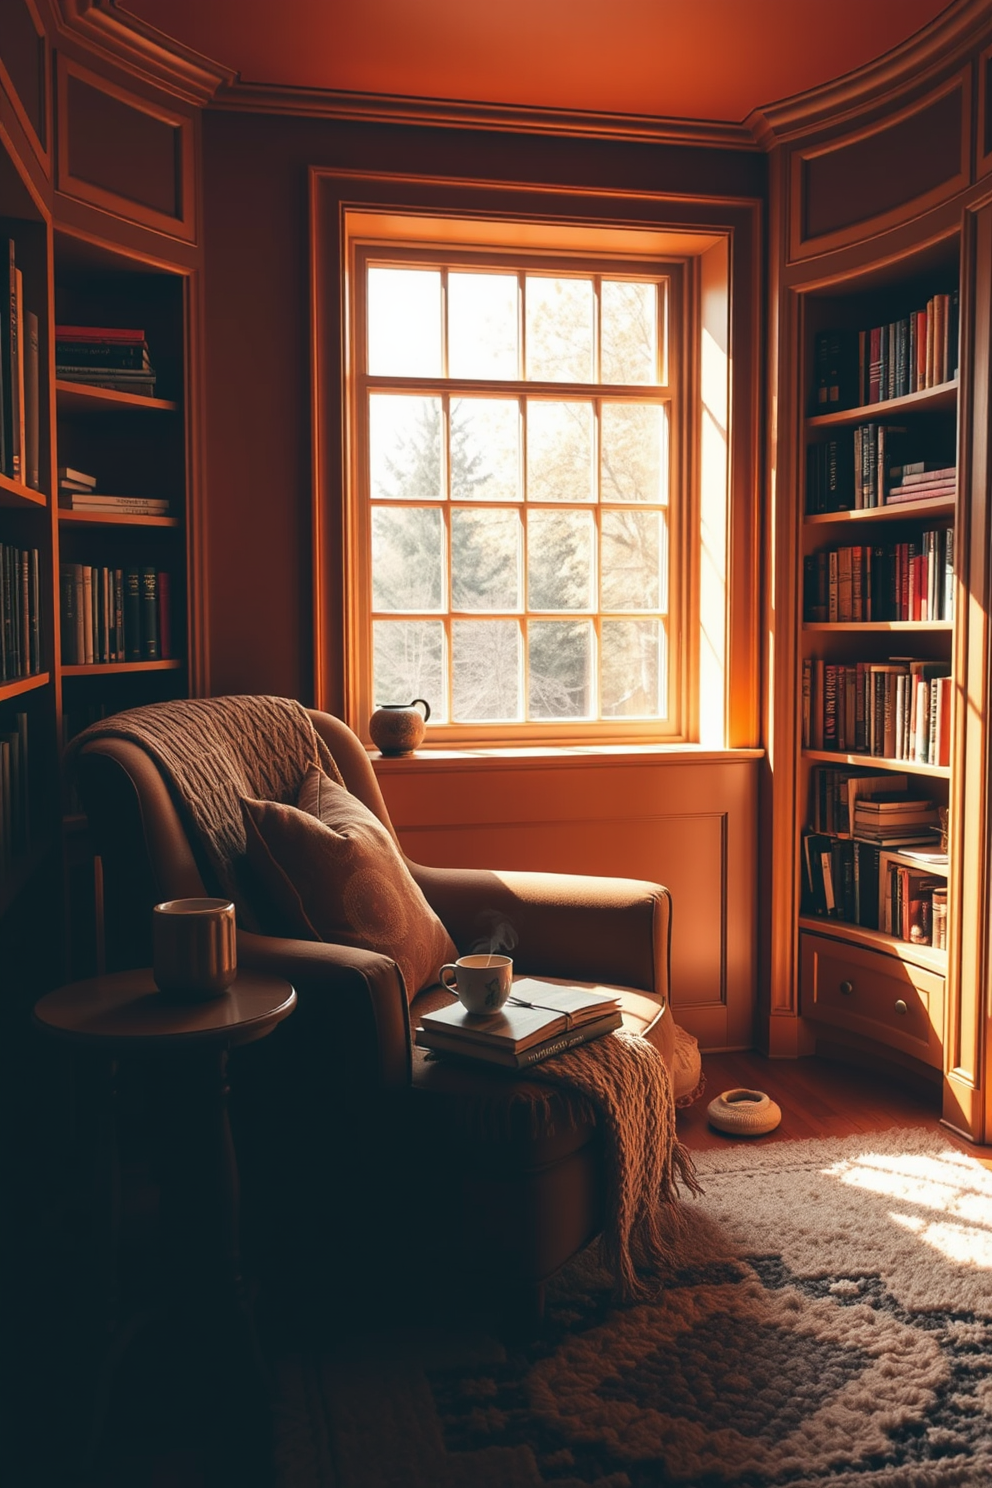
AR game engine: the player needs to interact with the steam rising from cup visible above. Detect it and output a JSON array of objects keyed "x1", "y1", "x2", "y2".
[{"x1": 470, "y1": 914, "x2": 519, "y2": 967}]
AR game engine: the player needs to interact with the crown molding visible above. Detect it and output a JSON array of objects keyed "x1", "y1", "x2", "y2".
[
  {"x1": 747, "y1": 0, "x2": 992, "y2": 147},
  {"x1": 208, "y1": 80, "x2": 759, "y2": 152},
  {"x1": 54, "y1": 0, "x2": 235, "y2": 105}
]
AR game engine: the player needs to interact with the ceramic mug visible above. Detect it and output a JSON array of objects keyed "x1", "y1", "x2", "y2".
[
  {"x1": 439, "y1": 953, "x2": 513, "y2": 1015},
  {"x1": 152, "y1": 897, "x2": 237, "y2": 999}
]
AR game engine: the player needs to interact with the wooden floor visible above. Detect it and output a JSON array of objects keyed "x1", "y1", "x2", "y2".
[{"x1": 23, "y1": 1051, "x2": 991, "y2": 1487}]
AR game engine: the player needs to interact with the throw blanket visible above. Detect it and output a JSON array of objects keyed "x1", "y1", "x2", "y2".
[
  {"x1": 530, "y1": 1029, "x2": 701, "y2": 1302},
  {"x1": 66, "y1": 695, "x2": 342, "y2": 922}
]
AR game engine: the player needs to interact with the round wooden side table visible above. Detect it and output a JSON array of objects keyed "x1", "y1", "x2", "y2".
[{"x1": 34, "y1": 968, "x2": 296, "y2": 1470}]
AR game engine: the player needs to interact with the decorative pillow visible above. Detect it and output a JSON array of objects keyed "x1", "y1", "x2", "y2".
[{"x1": 239, "y1": 765, "x2": 456, "y2": 1001}]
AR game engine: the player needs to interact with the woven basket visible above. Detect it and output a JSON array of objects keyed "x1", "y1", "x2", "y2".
[{"x1": 707, "y1": 1087, "x2": 782, "y2": 1136}]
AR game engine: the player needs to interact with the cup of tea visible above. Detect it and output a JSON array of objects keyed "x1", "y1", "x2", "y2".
[
  {"x1": 152, "y1": 897, "x2": 237, "y2": 999},
  {"x1": 439, "y1": 954, "x2": 513, "y2": 1015}
]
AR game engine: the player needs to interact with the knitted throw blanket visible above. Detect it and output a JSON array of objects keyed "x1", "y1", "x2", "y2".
[
  {"x1": 530, "y1": 1028, "x2": 701, "y2": 1302},
  {"x1": 67, "y1": 695, "x2": 342, "y2": 921}
]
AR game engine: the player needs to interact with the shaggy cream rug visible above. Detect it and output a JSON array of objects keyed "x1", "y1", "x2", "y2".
[{"x1": 272, "y1": 1128, "x2": 992, "y2": 1487}]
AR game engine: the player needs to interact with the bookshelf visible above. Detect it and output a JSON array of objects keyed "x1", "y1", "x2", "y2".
[{"x1": 794, "y1": 237, "x2": 960, "y2": 1080}]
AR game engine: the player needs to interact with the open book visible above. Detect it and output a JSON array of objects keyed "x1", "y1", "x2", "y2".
[{"x1": 417, "y1": 977, "x2": 623, "y2": 1057}]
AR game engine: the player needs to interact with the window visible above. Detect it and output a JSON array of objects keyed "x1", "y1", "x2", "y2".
[{"x1": 344, "y1": 225, "x2": 711, "y2": 747}]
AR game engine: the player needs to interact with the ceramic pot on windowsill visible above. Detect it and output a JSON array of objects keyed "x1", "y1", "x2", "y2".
[{"x1": 369, "y1": 699, "x2": 431, "y2": 756}]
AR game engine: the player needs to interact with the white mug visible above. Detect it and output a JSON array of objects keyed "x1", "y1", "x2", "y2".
[{"x1": 439, "y1": 954, "x2": 513, "y2": 1015}]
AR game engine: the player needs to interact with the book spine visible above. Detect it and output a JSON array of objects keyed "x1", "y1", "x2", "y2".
[
  {"x1": 157, "y1": 570, "x2": 171, "y2": 660},
  {"x1": 1, "y1": 240, "x2": 20, "y2": 481},
  {"x1": 13, "y1": 267, "x2": 25, "y2": 483},
  {"x1": 124, "y1": 567, "x2": 142, "y2": 661},
  {"x1": 140, "y1": 566, "x2": 159, "y2": 660},
  {"x1": 23, "y1": 309, "x2": 39, "y2": 490}
]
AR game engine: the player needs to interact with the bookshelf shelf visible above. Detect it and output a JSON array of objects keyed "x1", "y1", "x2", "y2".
[
  {"x1": 55, "y1": 380, "x2": 179, "y2": 414},
  {"x1": 62, "y1": 660, "x2": 183, "y2": 677},
  {"x1": 803, "y1": 748, "x2": 950, "y2": 779},
  {"x1": 803, "y1": 621, "x2": 953, "y2": 633},
  {"x1": 0, "y1": 672, "x2": 50, "y2": 703},
  {"x1": 0, "y1": 475, "x2": 46, "y2": 509},
  {"x1": 807, "y1": 379, "x2": 958, "y2": 428},
  {"x1": 798, "y1": 915, "x2": 947, "y2": 975},
  {"x1": 804, "y1": 494, "x2": 955, "y2": 526},
  {"x1": 58, "y1": 511, "x2": 180, "y2": 528}
]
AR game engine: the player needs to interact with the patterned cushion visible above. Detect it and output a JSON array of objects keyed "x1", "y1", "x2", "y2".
[{"x1": 240, "y1": 765, "x2": 457, "y2": 1001}]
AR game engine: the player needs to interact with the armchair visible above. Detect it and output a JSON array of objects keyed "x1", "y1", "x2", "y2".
[{"x1": 73, "y1": 703, "x2": 701, "y2": 1320}]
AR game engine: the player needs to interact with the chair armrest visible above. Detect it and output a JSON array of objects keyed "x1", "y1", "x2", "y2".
[
  {"x1": 411, "y1": 865, "x2": 672, "y2": 1003},
  {"x1": 236, "y1": 929, "x2": 412, "y2": 1090}
]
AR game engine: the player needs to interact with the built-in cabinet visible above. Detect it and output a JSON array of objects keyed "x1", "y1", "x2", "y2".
[
  {"x1": 762, "y1": 37, "x2": 992, "y2": 1142},
  {"x1": 0, "y1": 3, "x2": 207, "y2": 983}
]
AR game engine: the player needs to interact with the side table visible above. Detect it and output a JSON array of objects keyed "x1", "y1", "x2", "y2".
[{"x1": 33, "y1": 968, "x2": 296, "y2": 1472}]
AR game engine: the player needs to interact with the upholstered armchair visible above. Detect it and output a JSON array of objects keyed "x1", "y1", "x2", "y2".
[{"x1": 72, "y1": 703, "x2": 701, "y2": 1320}]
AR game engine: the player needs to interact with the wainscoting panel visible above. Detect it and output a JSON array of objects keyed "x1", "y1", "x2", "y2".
[{"x1": 376, "y1": 750, "x2": 759, "y2": 1050}]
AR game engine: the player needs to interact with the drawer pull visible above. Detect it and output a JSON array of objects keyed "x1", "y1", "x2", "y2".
[
  {"x1": 894, "y1": 999, "x2": 908, "y2": 1016},
  {"x1": 840, "y1": 979, "x2": 854, "y2": 996}
]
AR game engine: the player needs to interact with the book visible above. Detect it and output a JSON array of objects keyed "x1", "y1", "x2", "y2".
[
  {"x1": 23, "y1": 309, "x2": 39, "y2": 490},
  {"x1": 157, "y1": 570, "x2": 172, "y2": 659},
  {"x1": 415, "y1": 1009, "x2": 624, "y2": 1069},
  {"x1": 55, "y1": 324, "x2": 146, "y2": 343},
  {"x1": 1, "y1": 238, "x2": 20, "y2": 482},
  {"x1": 124, "y1": 567, "x2": 142, "y2": 660},
  {"x1": 140, "y1": 566, "x2": 159, "y2": 659},
  {"x1": 58, "y1": 465, "x2": 97, "y2": 487},
  {"x1": 418, "y1": 978, "x2": 624, "y2": 1054},
  {"x1": 58, "y1": 494, "x2": 171, "y2": 514}
]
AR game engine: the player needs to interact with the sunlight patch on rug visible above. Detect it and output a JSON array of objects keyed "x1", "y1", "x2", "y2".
[{"x1": 273, "y1": 1127, "x2": 992, "y2": 1488}]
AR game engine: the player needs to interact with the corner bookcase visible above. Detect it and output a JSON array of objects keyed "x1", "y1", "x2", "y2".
[
  {"x1": 0, "y1": 129, "x2": 195, "y2": 980},
  {"x1": 793, "y1": 233, "x2": 961, "y2": 1083}
]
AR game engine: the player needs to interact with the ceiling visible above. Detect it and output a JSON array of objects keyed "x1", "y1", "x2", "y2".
[{"x1": 122, "y1": 0, "x2": 954, "y2": 124}]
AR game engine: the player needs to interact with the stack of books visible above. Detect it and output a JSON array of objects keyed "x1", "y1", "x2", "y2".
[
  {"x1": 55, "y1": 325, "x2": 157, "y2": 397},
  {"x1": 851, "y1": 791, "x2": 942, "y2": 846},
  {"x1": 58, "y1": 466, "x2": 170, "y2": 518},
  {"x1": 415, "y1": 979, "x2": 624, "y2": 1069}
]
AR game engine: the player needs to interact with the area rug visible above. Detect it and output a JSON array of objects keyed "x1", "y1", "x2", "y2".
[{"x1": 271, "y1": 1128, "x2": 992, "y2": 1487}]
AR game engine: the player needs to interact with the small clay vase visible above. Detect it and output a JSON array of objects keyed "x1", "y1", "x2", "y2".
[{"x1": 369, "y1": 698, "x2": 431, "y2": 756}]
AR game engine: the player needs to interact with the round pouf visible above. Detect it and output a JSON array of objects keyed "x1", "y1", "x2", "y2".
[{"x1": 707, "y1": 1087, "x2": 782, "y2": 1136}]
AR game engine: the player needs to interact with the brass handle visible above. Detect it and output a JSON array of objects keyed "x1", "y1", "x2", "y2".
[
  {"x1": 894, "y1": 999, "x2": 908, "y2": 1016},
  {"x1": 840, "y1": 979, "x2": 854, "y2": 996}
]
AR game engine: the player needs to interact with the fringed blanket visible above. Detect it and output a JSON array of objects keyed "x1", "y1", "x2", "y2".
[
  {"x1": 530, "y1": 1028, "x2": 701, "y2": 1301},
  {"x1": 69, "y1": 694, "x2": 699, "y2": 1297},
  {"x1": 66, "y1": 694, "x2": 341, "y2": 922}
]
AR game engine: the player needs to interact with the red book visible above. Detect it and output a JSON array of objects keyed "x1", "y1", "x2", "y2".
[
  {"x1": 868, "y1": 326, "x2": 882, "y2": 405},
  {"x1": 55, "y1": 324, "x2": 146, "y2": 343}
]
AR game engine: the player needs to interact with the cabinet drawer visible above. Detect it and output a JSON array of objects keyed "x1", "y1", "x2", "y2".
[{"x1": 800, "y1": 932, "x2": 944, "y2": 1069}]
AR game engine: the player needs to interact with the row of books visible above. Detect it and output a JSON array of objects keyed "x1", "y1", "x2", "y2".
[
  {"x1": 802, "y1": 657, "x2": 952, "y2": 765},
  {"x1": 803, "y1": 530, "x2": 953, "y2": 624},
  {"x1": 812, "y1": 293, "x2": 958, "y2": 413},
  {"x1": 0, "y1": 543, "x2": 40, "y2": 683},
  {"x1": 414, "y1": 978, "x2": 623, "y2": 1069},
  {"x1": 59, "y1": 563, "x2": 171, "y2": 665},
  {"x1": 1, "y1": 237, "x2": 40, "y2": 488},
  {"x1": 0, "y1": 710, "x2": 30, "y2": 870},
  {"x1": 802, "y1": 831, "x2": 948, "y2": 948},
  {"x1": 58, "y1": 464, "x2": 171, "y2": 517},
  {"x1": 56, "y1": 324, "x2": 157, "y2": 398},
  {"x1": 806, "y1": 430, "x2": 955, "y2": 514}
]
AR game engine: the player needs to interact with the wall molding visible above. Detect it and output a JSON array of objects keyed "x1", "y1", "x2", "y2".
[
  {"x1": 748, "y1": 0, "x2": 992, "y2": 148},
  {"x1": 210, "y1": 79, "x2": 758, "y2": 151},
  {"x1": 54, "y1": 0, "x2": 234, "y2": 105}
]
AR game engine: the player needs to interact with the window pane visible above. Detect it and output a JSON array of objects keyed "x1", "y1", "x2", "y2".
[
  {"x1": 601, "y1": 403, "x2": 668, "y2": 503},
  {"x1": 452, "y1": 508, "x2": 521, "y2": 611},
  {"x1": 525, "y1": 276, "x2": 594, "y2": 382},
  {"x1": 451, "y1": 398, "x2": 520, "y2": 502},
  {"x1": 452, "y1": 620, "x2": 522, "y2": 720},
  {"x1": 526, "y1": 400, "x2": 594, "y2": 502},
  {"x1": 372, "y1": 507, "x2": 444, "y2": 611},
  {"x1": 601, "y1": 281, "x2": 658, "y2": 384},
  {"x1": 448, "y1": 273, "x2": 518, "y2": 379},
  {"x1": 601, "y1": 619, "x2": 666, "y2": 719},
  {"x1": 373, "y1": 620, "x2": 446, "y2": 722},
  {"x1": 528, "y1": 620, "x2": 593, "y2": 719},
  {"x1": 601, "y1": 510, "x2": 667, "y2": 612},
  {"x1": 528, "y1": 510, "x2": 594, "y2": 610},
  {"x1": 367, "y1": 268, "x2": 442, "y2": 376},
  {"x1": 370, "y1": 396, "x2": 442, "y2": 501}
]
